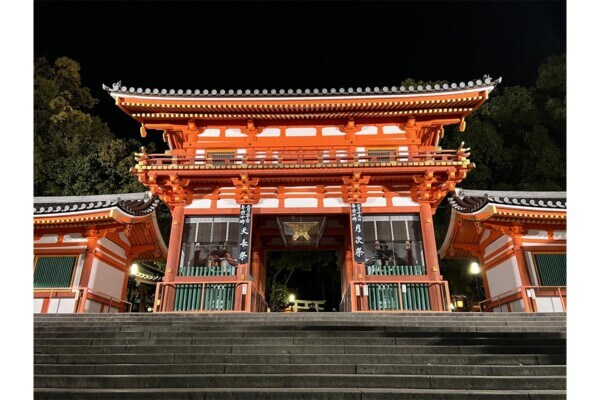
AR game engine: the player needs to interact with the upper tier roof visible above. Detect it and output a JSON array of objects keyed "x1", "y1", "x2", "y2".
[
  {"x1": 448, "y1": 188, "x2": 567, "y2": 214},
  {"x1": 102, "y1": 76, "x2": 501, "y2": 100},
  {"x1": 33, "y1": 192, "x2": 160, "y2": 217}
]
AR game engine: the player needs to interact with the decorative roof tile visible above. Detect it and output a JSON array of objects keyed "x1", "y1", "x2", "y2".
[
  {"x1": 102, "y1": 76, "x2": 502, "y2": 99},
  {"x1": 448, "y1": 188, "x2": 567, "y2": 214},
  {"x1": 33, "y1": 192, "x2": 160, "y2": 217}
]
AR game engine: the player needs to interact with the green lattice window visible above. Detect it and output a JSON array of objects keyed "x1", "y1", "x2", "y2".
[
  {"x1": 534, "y1": 253, "x2": 566, "y2": 286},
  {"x1": 34, "y1": 256, "x2": 77, "y2": 289}
]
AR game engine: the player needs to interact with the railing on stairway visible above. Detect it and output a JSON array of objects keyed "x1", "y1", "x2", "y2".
[
  {"x1": 340, "y1": 280, "x2": 451, "y2": 312},
  {"x1": 154, "y1": 280, "x2": 267, "y2": 313},
  {"x1": 479, "y1": 285, "x2": 567, "y2": 313},
  {"x1": 34, "y1": 287, "x2": 132, "y2": 313}
]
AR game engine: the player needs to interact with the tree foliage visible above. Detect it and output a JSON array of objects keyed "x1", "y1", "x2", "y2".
[
  {"x1": 34, "y1": 57, "x2": 147, "y2": 196},
  {"x1": 434, "y1": 54, "x2": 566, "y2": 300}
]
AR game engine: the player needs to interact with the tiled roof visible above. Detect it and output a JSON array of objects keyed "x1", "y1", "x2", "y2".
[
  {"x1": 102, "y1": 76, "x2": 501, "y2": 98},
  {"x1": 448, "y1": 188, "x2": 567, "y2": 213},
  {"x1": 33, "y1": 192, "x2": 160, "y2": 217}
]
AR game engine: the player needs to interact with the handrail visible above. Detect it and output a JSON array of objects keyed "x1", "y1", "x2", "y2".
[
  {"x1": 340, "y1": 280, "x2": 451, "y2": 312},
  {"x1": 35, "y1": 287, "x2": 132, "y2": 313},
  {"x1": 479, "y1": 285, "x2": 567, "y2": 312},
  {"x1": 136, "y1": 147, "x2": 470, "y2": 168},
  {"x1": 154, "y1": 280, "x2": 265, "y2": 313}
]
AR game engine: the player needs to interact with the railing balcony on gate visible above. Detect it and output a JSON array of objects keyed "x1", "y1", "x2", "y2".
[
  {"x1": 340, "y1": 280, "x2": 451, "y2": 312},
  {"x1": 135, "y1": 146, "x2": 470, "y2": 169}
]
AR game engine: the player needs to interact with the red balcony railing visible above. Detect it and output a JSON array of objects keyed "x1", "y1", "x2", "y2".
[{"x1": 135, "y1": 146, "x2": 470, "y2": 169}]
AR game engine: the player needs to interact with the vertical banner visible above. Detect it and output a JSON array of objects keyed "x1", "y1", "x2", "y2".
[
  {"x1": 351, "y1": 203, "x2": 365, "y2": 263},
  {"x1": 237, "y1": 204, "x2": 252, "y2": 264}
]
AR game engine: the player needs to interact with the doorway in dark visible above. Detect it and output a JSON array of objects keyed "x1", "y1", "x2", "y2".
[{"x1": 265, "y1": 250, "x2": 341, "y2": 312}]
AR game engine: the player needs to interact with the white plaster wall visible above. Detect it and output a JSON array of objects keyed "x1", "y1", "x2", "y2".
[
  {"x1": 255, "y1": 199, "x2": 279, "y2": 208},
  {"x1": 522, "y1": 230, "x2": 549, "y2": 240},
  {"x1": 535, "y1": 297, "x2": 565, "y2": 312},
  {"x1": 485, "y1": 235, "x2": 512, "y2": 257},
  {"x1": 225, "y1": 128, "x2": 247, "y2": 137},
  {"x1": 46, "y1": 298, "x2": 76, "y2": 313},
  {"x1": 322, "y1": 127, "x2": 345, "y2": 136},
  {"x1": 284, "y1": 198, "x2": 318, "y2": 208},
  {"x1": 355, "y1": 126, "x2": 377, "y2": 135},
  {"x1": 71, "y1": 255, "x2": 85, "y2": 288},
  {"x1": 198, "y1": 128, "x2": 220, "y2": 137},
  {"x1": 216, "y1": 199, "x2": 240, "y2": 208},
  {"x1": 256, "y1": 128, "x2": 281, "y2": 137},
  {"x1": 63, "y1": 234, "x2": 87, "y2": 243},
  {"x1": 286, "y1": 128, "x2": 316, "y2": 136},
  {"x1": 479, "y1": 229, "x2": 491, "y2": 244},
  {"x1": 88, "y1": 259, "x2": 126, "y2": 299},
  {"x1": 364, "y1": 197, "x2": 387, "y2": 207},
  {"x1": 118, "y1": 232, "x2": 131, "y2": 247},
  {"x1": 391, "y1": 197, "x2": 419, "y2": 207},
  {"x1": 36, "y1": 235, "x2": 58, "y2": 244},
  {"x1": 382, "y1": 125, "x2": 404, "y2": 134},
  {"x1": 33, "y1": 299, "x2": 44, "y2": 313},
  {"x1": 486, "y1": 256, "x2": 522, "y2": 298},
  {"x1": 324, "y1": 198, "x2": 349, "y2": 208},
  {"x1": 187, "y1": 199, "x2": 212, "y2": 209},
  {"x1": 524, "y1": 251, "x2": 540, "y2": 286},
  {"x1": 554, "y1": 230, "x2": 567, "y2": 240},
  {"x1": 85, "y1": 299, "x2": 102, "y2": 313},
  {"x1": 97, "y1": 238, "x2": 126, "y2": 259},
  {"x1": 509, "y1": 299, "x2": 525, "y2": 312}
]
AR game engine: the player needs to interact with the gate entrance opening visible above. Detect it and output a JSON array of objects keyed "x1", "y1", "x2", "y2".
[{"x1": 265, "y1": 250, "x2": 341, "y2": 312}]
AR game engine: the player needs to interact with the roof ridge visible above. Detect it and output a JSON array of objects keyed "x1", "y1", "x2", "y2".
[{"x1": 102, "y1": 76, "x2": 502, "y2": 98}]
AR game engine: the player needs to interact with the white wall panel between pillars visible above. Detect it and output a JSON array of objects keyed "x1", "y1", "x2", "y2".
[
  {"x1": 486, "y1": 256, "x2": 522, "y2": 298},
  {"x1": 85, "y1": 299, "x2": 102, "y2": 313},
  {"x1": 35, "y1": 235, "x2": 58, "y2": 244},
  {"x1": 255, "y1": 199, "x2": 279, "y2": 208},
  {"x1": 97, "y1": 238, "x2": 127, "y2": 259},
  {"x1": 71, "y1": 255, "x2": 85, "y2": 288},
  {"x1": 88, "y1": 259, "x2": 126, "y2": 299},
  {"x1": 324, "y1": 198, "x2": 349, "y2": 207},
  {"x1": 284, "y1": 198, "x2": 318, "y2": 208},
  {"x1": 391, "y1": 197, "x2": 419, "y2": 207},
  {"x1": 535, "y1": 297, "x2": 565, "y2": 312},
  {"x1": 187, "y1": 199, "x2": 212, "y2": 209},
  {"x1": 33, "y1": 299, "x2": 44, "y2": 313},
  {"x1": 485, "y1": 235, "x2": 512, "y2": 257},
  {"x1": 363, "y1": 197, "x2": 387, "y2": 207}
]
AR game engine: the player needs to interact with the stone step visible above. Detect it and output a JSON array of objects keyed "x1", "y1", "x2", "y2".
[
  {"x1": 34, "y1": 344, "x2": 566, "y2": 355},
  {"x1": 33, "y1": 329, "x2": 566, "y2": 339},
  {"x1": 34, "y1": 373, "x2": 567, "y2": 390},
  {"x1": 34, "y1": 336, "x2": 566, "y2": 346},
  {"x1": 32, "y1": 387, "x2": 567, "y2": 400},
  {"x1": 34, "y1": 353, "x2": 566, "y2": 366},
  {"x1": 34, "y1": 363, "x2": 566, "y2": 376},
  {"x1": 33, "y1": 324, "x2": 567, "y2": 333},
  {"x1": 32, "y1": 315, "x2": 567, "y2": 323}
]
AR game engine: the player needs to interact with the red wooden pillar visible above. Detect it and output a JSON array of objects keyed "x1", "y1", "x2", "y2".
[
  {"x1": 77, "y1": 229, "x2": 99, "y2": 313},
  {"x1": 163, "y1": 205, "x2": 186, "y2": 311},
  {"x1": 419, "y1": 202, "x2": 444, "y2": 311}
]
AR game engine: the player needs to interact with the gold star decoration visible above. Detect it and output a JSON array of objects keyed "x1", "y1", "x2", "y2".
[{"x1": 284, "y1": 222, "x2": 319, "y2": 241}]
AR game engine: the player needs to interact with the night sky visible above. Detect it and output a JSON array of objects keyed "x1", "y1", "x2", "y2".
[{"x1": 35, "y1": 0, "x2": 566, "y2": 139}]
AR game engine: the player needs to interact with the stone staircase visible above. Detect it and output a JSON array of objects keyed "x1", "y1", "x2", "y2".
[{"x1": 34, "y1": 312, "x2": 566, "y2": 399}]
